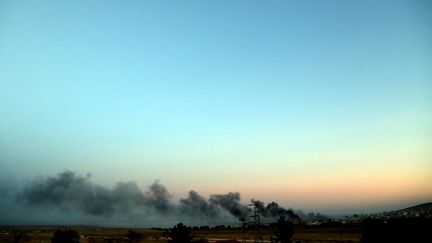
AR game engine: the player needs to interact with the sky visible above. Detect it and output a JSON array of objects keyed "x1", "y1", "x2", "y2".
[{"x1": 1, "y1": 0, "x2": 431, "y2": 220}]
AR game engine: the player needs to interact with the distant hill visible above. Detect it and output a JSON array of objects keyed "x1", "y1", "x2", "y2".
[
  {"x1": 374, "y1": 202, "x2": 432, "y2": 219},
  {"x1": 397, "y1": 202, "x2": 432, "y2": 213},
  {"x1": 350, "y1": 202, "x2": 432, "y2": 222}
]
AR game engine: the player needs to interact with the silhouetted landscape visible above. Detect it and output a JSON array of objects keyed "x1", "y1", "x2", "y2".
[
  {"x1": 2, "y1": 0, "x2": 431, "y2": 242},
  {"x1": 2, "y1": 172, "x2": 431, "y2": 242},
  {"x1": 1, "y1": 201, "x2": 431, "y2": 242}
]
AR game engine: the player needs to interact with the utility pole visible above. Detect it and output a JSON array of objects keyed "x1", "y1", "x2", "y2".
[{"x1": 249, "y1": 200, "x2": 263, "y2": 243}]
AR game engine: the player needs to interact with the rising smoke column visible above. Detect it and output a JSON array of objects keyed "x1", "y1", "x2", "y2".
[
  {"x1": 180, "y1": 190, "x2": 220, "y2": 218},
  {"x1": 209, "y1": 192, "x2": 249, "y2": 221},
  {"x1": 15, "y1": 171, "x2": 117, "y2": 215},
  {"x1": 14, "y1": 171, "x2": 301, "y2": 225},
  {"x1": 143, "y1": 180, "x2": 173, "y2": 213},
  {"x1": 252, "y1": 200, "x2": 300, "y2": 221},
  {"x1": 16, "y1": 171, "x2": 173, "y2": 216}
]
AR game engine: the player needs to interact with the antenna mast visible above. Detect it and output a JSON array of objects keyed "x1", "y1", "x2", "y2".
[{"x1": 249, "y1": 200, "x2": 263, "y2": 243}]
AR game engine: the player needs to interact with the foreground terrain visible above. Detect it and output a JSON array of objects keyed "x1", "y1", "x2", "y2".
[
  {"x1": 3, "y1": 216, "x2": 432, "y2": 243},
  {"x1": 0, "y1": 225, "x2": 362, "y2": 243}
]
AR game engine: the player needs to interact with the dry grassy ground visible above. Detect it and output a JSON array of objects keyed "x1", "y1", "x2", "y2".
[{"x1": 0, "y1": 226, "x2": 362, "y2": 243}]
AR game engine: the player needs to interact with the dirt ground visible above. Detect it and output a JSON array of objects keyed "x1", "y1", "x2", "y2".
[{"x1": 0, "y1": 226, "x2": 362, "y2": 243}]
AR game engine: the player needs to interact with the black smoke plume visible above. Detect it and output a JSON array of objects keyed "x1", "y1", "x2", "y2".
[
  {"x1": 143, "y1": 180, "x2": 173, "y2": 213},
  {"x1": 16, "y1": 171, "x2": 169, "y2": 216},
  {"x1": 180, "y1": 190, "x2": 220, "y2": 217},
  {"x1": 209, "y1": 192, "x2": 249, "y2": 221},
  {"x1": 10, "y1": 171, "x2": 301, "y2": 225},
  {"x1": 252, "y1": 200, "x2": 300, "y2": 222}
]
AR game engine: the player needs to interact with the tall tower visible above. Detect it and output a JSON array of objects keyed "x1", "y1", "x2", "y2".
[{"x1": 249, "y1": 200, "x2": 263, "y2": 243}]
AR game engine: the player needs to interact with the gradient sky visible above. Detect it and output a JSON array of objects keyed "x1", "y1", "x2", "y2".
[{"x1": 1, "y1": 0, "x2": 431, "y2": 214}]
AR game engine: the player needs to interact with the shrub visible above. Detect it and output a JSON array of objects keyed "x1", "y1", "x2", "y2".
[
  {"x1": 51, "y1": 229, "x2": 80, "y2": 243},
  {"x1": 270, "y1": 216, "x2": 294, "y2": 243},
  {"x1": 168, "y1": 223, "x2": 195, "y2": 243}
]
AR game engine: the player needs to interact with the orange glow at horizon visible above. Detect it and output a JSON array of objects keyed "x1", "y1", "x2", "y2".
[{"x1": 189, "y1": 168, "x2": 432, "y2": 212}]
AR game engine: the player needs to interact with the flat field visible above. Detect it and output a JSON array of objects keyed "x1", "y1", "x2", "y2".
[{"x1": 0, "y1": 226, "x2": 362, "y2": 243}]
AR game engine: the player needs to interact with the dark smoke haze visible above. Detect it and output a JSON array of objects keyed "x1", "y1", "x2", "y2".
[{"x1": 1, "y1": 171, "x2": 303, "y2": 226}]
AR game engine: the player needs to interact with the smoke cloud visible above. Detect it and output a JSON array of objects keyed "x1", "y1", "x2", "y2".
[
  {"x1": 209, "y1": 192, "x2": 249, "y2": 221},
  {"x1": 16, "y1": 171, "x2": 173, "y2": 217},
  {"x1": 3, "y1": 171, "x2": 302, "y2": 226},
  {"x1": 180, "y1": 190, "x2": 220, "y2": 218},
  {"x1": 252, "y1": 200, "x2": 300, "y2": 221}
]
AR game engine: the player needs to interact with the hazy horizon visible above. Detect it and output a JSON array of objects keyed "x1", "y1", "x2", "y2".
[
  {"x1": 0, "y1": 170, "x2": 430, "y2": 227},
  {"x1": 1, "y1": 0, "x2": 431, "y2": 226}
]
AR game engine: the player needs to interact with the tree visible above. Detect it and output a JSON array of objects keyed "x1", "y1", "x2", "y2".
[
  {"x1": 51, "y1": 229, "x2": 80, "y2": 243},
  {"x1": 270, "y1": 216, "x2": 294, "y2": 243},
  {"x1": 168, "y1": 223, "x2": 195, "y2": 243}
]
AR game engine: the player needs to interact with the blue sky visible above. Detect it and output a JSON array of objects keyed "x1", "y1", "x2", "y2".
[{"x1": 1, "y1": 0, "x2": 431, "y2": 213}]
